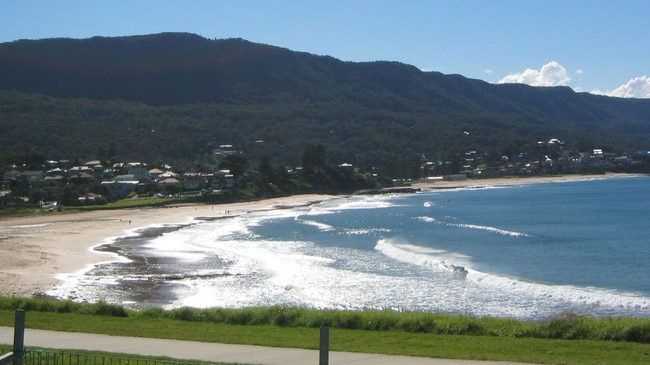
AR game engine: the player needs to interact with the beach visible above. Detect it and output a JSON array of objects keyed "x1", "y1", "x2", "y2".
[
  {"x1": 0, "y1": 173, "x2": 637, "y2": 299},
  {"x1": 0, "y1": 194, "x2": 333, "y2": 298}
]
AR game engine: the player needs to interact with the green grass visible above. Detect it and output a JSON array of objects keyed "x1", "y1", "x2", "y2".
[
  {"x1": 3, "y1": 298, "x2": 648, "y2": 342},
  {"x1": 1, "y1": 298, "x2": 650, "y2": 364}
]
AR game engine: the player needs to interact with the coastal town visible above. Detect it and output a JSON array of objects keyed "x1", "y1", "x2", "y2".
[{"x1": 2, "y1": 138, "x2": 649, "y2": 209}]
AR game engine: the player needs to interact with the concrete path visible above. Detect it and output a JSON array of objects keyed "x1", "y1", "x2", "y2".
[{"x1": 0, "y1": 327, "x2": 534, "y2": 365}]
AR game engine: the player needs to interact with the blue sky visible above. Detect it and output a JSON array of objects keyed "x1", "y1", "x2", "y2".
[{"x1": 2, "y1": 0, "x2": 649, "y2": 97}]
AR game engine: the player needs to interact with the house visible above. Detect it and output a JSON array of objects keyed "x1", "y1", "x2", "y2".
[
  {"x1": 19, "y1": 171, "x2": 45, "y2": 184},
  {"x1": 125, "y1": 163, "x2": 152, "y2": 181},
  {"x1": 77, "y1": 192, "x2": 105, "y2": 204},
  {"x1": 182, "y1": 173, "x2": 207, "y2": 190},
  {"x1": 149, "y1": 168, "x2": 165, "y2": 180},
  {"x1": 2, "y1": 170, "x2": 21, "y2": 181},
  {"x1": 102, "y1": 180, "x2": 138, "y2": 199},
  {"x1": 45, "y1": 168, "x2": 67, "y2": 177},
  {"x1": 158, "y1": 177, "x2": 182, "y2": 191},
  {"x1": 211, "y1": 170, "x2": 235, "y2": 189},
  {"x1": 158, "y1": 171, "x2": 179, "y2": 180},
  {"x1": 69, "y1": 166, "x2": 93, "y2": 175},
  {"x1": 68, "y1": 172, "x2": 95, "y2": 184},
  {"x1": 83, "y1": 160, "x2": 102, "y2": 167},
  {"x1": 41, "y1": 182, "x2": 63, "y2": 200},
  {"x1": 614, "y1": 156, "x2": 632, "y2": 164}
]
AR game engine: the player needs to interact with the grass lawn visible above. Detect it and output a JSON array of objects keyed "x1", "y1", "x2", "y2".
[{"x1": 1, "y1": 310, "x2": 649, "y2": 365}]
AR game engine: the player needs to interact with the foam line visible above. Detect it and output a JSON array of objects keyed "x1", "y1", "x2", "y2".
[
  {"x1": 375, "y1": 239, "x2": 469, "y2": 276},
  {"x1": 417, "y1": 216, "x2": 532, "y2": 237}
]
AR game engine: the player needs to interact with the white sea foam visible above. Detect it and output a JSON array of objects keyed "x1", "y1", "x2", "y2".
[
  {"x1": 464, "y1": 269, "x2": 650, "y2": 311},
  {"x1": 375, "y1": 238, "x2": 650, "y2": 313},
  {"x1": 299, "y1": 219, "x2": 335, "y2": 231},
  {"x1": 451, "y1": 223, "x2": 532, "y2": 237},
  {"x1": 375, "y1": 238, "x2": 472, "y2": 275},
  {"x1": 417, "y1": 216, "x2": 437, "y2": 223},
  {"x1": 48, "y1": 177, "x2": 650, "y2": 319},
  {"x1": 417, "y1": 216, "x2": 532, "y2": 237},
  {"x1": 344, "y1": 227, "x2": 391, "y2": 235},
  {"x1": 320, "y1": 195, "x2": 398, "y2": 211},
  {"x1": 1, "y1": 223, "x2": 55, "y2": 229}
]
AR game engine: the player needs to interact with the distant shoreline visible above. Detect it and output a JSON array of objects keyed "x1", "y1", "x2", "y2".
[
  {"x1": 410, "y1": 172, "x2": 645, "y2": 190},
  {"x1": 0, "y1": 173, "x2": 642, "y2": 299}
]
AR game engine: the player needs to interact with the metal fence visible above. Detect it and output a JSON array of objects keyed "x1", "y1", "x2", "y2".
[
  {"x1": 1, "y1": 348, "x2": 214, "y2": 365},
  {"x1": 2, "y1": 310, "x2": 332, "y2": 365},
  {"x1": 1, "y1": 310, "x2": 218, "y2": 365}
]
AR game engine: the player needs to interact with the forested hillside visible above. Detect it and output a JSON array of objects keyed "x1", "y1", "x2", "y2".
[{"x1": 1, "y1": 33, "x2": 649, "y2": 169}]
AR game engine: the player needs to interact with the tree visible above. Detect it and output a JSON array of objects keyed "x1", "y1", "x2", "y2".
[
  {"x1": 23, "y1": 148, "x2": 46, "y2": 170},
  {"x1": 302, "y1": 144, "x2": 327, "y2": 171},
  {"x1": 219, "y1": 154, "x2": 248, "y2": 178},
  {"x1": 258, "y1": 154, "x2": 276, "y2": 181}
]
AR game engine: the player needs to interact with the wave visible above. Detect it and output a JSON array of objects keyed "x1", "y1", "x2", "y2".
[
  {"x1": 345, "y1": 227, "x2": 392, "y2": 235},
  {"x1": 465, "y1": 268, "x2": 650, "y2": 312},
  {"x1": 375, "y1": 238, "x2": 470, "y2": 276},
  {"x1": 452, "y1": 223, "x2": 532, "y2": 237},
  {"x1": 298, "y1": 219, "x2": 335, "y2": 231},
  {"x1": 298, "y1": 217, "x2": 391, "y2": 236},
  {"x1": 376, "y1": 238, "x2": 650, "y2": 313},
  {"x1": 319, "y1": 195, "x2": 399, "y2": 211},
  {"x1": 417, "y1": 216, "x2": 532, "y2": 237}
]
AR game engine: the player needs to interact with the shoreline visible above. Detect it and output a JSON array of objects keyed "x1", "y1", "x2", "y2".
[
  {"x1": 0, "y1": 194, "x2": 334, "y2": 298},
  {"x1": 0, "y1": 173, "x2": 643, "y2": 299}
]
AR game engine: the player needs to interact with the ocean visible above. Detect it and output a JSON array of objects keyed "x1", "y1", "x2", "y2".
[{"x1": 50, "y1": 176, "x2": 650, "y2": 321}]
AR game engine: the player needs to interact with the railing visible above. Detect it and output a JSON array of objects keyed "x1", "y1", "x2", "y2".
[
  {"x1": 0, "y1": 310, "x2": 212, "y2": 365},
  {"x1": 0, "y1": 309, "x2": 25, "y2": 365},
  {"x1": 2, "y1": 310, "x2": 332, "y2": 365},
  {"x1": 1, "y1": 348, "x2": 216, "y2": 365}
]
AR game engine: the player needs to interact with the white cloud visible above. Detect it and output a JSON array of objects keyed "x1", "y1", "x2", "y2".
[
  {"x1": 575, "y1": 69, "x2": 584, "y2": 75},
  {"x1": 592, "y1": 76, "x2": 650, "y2": 99},
  {"x1": 498, "y1": 61, "x2": 571, "y2": 87}
]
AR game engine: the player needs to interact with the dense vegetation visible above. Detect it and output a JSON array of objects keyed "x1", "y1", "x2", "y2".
[
  {"x1": 1, "y1": 33, "x2": 650, "y2": 172},
  {"x1": 1, "y1": 296, "x2": 649, "y2": 344}
]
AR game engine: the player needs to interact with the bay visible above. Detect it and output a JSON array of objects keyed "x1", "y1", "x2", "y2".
[{"x1": 49, "y1": 176, "x2": 650, "y2": 320}]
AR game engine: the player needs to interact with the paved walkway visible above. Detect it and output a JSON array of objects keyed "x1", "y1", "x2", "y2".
[{"x1": 0, "y1": 327, "x2": 533, "y2": 365}]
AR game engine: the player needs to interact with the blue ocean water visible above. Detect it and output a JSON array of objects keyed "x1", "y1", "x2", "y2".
[{"x1": 50, "y1": 176, "x2": 650, "y2": 320}]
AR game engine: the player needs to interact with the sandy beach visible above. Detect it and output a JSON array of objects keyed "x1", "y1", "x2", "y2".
[
  {"x1": 0, "y1": 194, "x2": 333, "y2": 298},
  {"x1": 0, "y1": 173, "x2": 639, "y2": 299}
]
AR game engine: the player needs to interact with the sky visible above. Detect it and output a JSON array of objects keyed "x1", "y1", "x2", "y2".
[{"x1": 2, "y1": 0, "x2": 649, "y2": 98}]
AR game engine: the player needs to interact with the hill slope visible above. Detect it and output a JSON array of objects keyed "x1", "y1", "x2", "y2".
[{"x1": 1, "y1": 33, "x2": 649, "y2": 167}]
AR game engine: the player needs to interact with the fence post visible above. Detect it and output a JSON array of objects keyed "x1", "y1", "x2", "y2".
[
  {"x1": 13, "y1": 309, "x2": 25, "y2": 365},
  {"x1": 319, "y1": 327, "x2": 329, "y2": 365}
]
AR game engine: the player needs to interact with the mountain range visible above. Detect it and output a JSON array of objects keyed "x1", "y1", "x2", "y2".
[{"x1": 1, "y1": 32, "x2": 649, "y2": 169}]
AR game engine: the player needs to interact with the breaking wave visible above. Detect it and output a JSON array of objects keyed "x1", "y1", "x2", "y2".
[
  {"x1": 417, "y1": 216, "x2": 532, "y2": 237},
  {"x1": 375, "y1": 238, "x2": 469, "y2": 276},
  {"x1": 375, "y1": 238, "x2": 650, "y2": 313}
]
